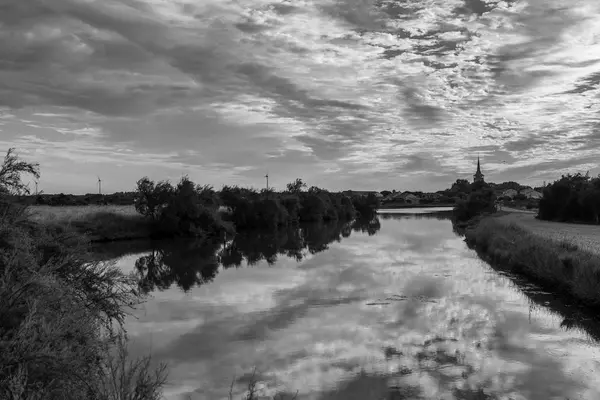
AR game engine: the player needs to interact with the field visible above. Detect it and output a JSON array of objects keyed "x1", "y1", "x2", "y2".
[
  {"x1": 28, "y1": 205, "x2": 150, "y2": 242},
  {"x1": 494, "y1": 212, "x2": 600, "y2": 255},
  {"x1": 29, "y1": 204, "x2": 138, "y2": 221}
]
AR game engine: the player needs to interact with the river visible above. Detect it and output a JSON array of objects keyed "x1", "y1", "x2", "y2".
[{"x1": 104, "y1": 208, "x2": 600, "y2": 400}]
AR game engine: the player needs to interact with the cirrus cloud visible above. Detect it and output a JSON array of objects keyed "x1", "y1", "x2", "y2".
[{"x1": 1, "y1": 0, "x2": 600, "y2": 193}]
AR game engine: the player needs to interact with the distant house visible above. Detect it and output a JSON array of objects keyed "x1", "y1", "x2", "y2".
[
  {"x1": 401, "y1": 193, "x2": 420, "y2": 205},
  {"x1": 523, "y1": 190, "x2": 543, "y2": 200},
  {"x1": 421, "y1": 193, "x2": 441, "y2": 201},
  {"x1": 501, "y1": 189, "x2": 518, "y2": 199},
  {"x1": 343, "y1": 190, "x2": 381, "y2": 198}
]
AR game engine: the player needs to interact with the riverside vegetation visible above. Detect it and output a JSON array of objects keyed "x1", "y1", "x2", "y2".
[
  {"x1": 29, "y1": 177, "x2": 380, "y2": 243},
  {"x1": 0, "y1": 149, "x2": 168, "y2": 399},
  {"x1": 454, "y1": 174, "x2": 600, "y2": 308},
  {"x1": 0, "y1": 148, "x2": 380, "y2": 399}
]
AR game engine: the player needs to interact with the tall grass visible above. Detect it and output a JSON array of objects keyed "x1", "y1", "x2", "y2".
[
  {"x1": 0, "y1": 200, "x2": 168, "y2": 399},
  {"x1": 29, "y1": 205, "x2": 151, "y2": 242},
  {"x1": 465, "y1": 218, "x2": 600, "y2": 307}
]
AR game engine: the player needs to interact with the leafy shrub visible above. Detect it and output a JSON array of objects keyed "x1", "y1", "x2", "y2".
[
  {"x1": 453, "y1": 186, "x2": 496, "y2": 222},
  {"x1": 134, "y1": 177, "x2": 233, "y2": 238},
  {"x1": 538, "y1": 172, "x2": 600, "y2": 224},
  {"x1": 0, "y1": 148, "x2": 167, "y2": 400}
]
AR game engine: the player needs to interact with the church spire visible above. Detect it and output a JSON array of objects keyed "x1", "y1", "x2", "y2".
[{"x1": 473, "y1": 156, "x2": 484, "y2": 183}]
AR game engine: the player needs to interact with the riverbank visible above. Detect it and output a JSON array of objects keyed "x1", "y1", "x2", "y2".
[
  {"x1": 464, "y1": 214, "x2": 600, "y2": 307},
  {"x1": 28, "y1": 205, "x2": 152, "y2": 242},
  {"x1": 495, "y1": 212, "x2": 600, "y2": 255}
]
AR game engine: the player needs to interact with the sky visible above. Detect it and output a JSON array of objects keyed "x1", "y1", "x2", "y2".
[{"x1": 1, "y1": 0, "x2": 600, "y2": 194}]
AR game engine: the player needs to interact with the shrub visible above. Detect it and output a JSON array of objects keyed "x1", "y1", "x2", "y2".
[
  {"x1": 134, "y1": 177, "x2": 233, "y2": 238},
  {"x1": 538, "y1": 172, "x2": 600, "y2": 224},
  {"x1": 0, "y1": 149, "x2": 167, "y2": 400},
  {"x1": 351, "y1": 193, "x2": 380, "y2": 219},
  {"x1": 453, "y1": 185, "x2": 496, "y2": 222}
]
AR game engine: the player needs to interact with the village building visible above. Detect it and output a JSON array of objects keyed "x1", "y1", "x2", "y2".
[{"x1": 501, "y1": 189, "x2": 518, "y2": 199}]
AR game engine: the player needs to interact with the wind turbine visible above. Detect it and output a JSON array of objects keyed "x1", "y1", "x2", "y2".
[{"x1": 97, "y1": 176, "x2": 102, "y2": 195}]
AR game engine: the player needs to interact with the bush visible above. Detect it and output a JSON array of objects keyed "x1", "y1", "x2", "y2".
[
  {"x1": 0, "y1": 149, "x2": 167, "y2": 400},
  {"x1": 134, "y1": 177, "x2": 233, "y2": 238},
  {"x1": 453, "y1": 185, "x2": 496, "y2": 222},
  {"x1": 184, "y1": 181, "x2": 375, "y2": 231},
  {"x1": 538, "y1": 172, "x2": 600, "y2": 224}
]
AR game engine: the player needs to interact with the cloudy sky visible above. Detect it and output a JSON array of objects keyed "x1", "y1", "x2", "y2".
[{"x1": 1, "y1": 0, "x2": 600, "y2": 193}]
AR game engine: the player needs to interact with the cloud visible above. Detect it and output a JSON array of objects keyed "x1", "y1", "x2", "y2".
[{"x1": 1, "y1": 0, "x2": 600, "y2": 193}]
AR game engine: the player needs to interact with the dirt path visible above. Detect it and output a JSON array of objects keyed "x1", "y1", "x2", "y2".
[{"x1": 494, "y1": 212, "x2": 600, "y2": 255}]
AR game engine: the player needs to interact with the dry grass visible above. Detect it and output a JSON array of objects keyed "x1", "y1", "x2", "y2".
[
  {"x1": 27, "y1": 205, "x2": 151, "y2": 242},
  {"x1": 494, "y1": 212, "x2": 600, "y2": 255},
  {"x1": 28, "y1": 205, "x2": 138, "y2": 222},
  {"x1": 466, "y1": 218, "x2": 600, "y2": 307}
]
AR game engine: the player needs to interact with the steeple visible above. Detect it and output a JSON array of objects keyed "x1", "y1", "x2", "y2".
[{"x1": 473, "y1": 156, "x2": 484, "y2": 183}]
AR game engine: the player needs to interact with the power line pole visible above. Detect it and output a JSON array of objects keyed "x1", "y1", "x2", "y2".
[
  {"x1": 35, "y1": 181, "x2": 38, "y2": 196},
  {"x1": 265, "y1": 173, "x2": 269, "y2": 191},
  {"x1": 98, "y1": 176, "x2": 102, "y2": 195}
]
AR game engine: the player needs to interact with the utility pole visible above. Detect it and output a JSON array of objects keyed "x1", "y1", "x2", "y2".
[
  {"x1": 265, "y1": 173, "x2": 269, "y2": 191},
  {"x1": 35, "y1": 181, "x2": 38, "y2": 196},
  {"x1": 98, "y1": 176, "x2": 102, "y2": 195}
]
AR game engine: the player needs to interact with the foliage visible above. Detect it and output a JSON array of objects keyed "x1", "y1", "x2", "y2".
[
  {"x1": 0, "y1": 150, "x2": 167, "y2": 400},
  {"x1": 0, "y1": 148, "x2": 40, "y2": 196},
  {"x1": 538, "y1": 172, "x2": 600, "y2": 224},
  {"x1": 134, "y1": 176, "x2": 233, "y2": 238},
  {"x1": 449, "y1": 179, "x2": 471, "y2": 194},
  {"x1": 214, "y1": 180, "x2": 376, "y2": 231},
  {"x1": 134, "y1": 178, "x2": 173, "y2": 220},
  {"x1": 465, "y1": 218, "x2": 600, "y2": 307},
  {"x1": 285, "y1": 178, "x2": 307, "y2": 194},
  {"x1": 351, "y1": 193, "x2": 380, "y2": 219},
  {"x1": 453, "y1": 184, "x2": 496, "y2": 222}
]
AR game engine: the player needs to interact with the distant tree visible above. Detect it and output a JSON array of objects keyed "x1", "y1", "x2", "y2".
[
  {"x1": 380, "y1": 190, "x2": 392, "y2": 197},
  {"x1": 0, "y1": 148, "x2": 40, "y2": 195},
  {"x1": 134, "y1": 177, "x2": 174, "y2": 220},
  {"x1": 286, "y1": 178, "x2": 307, "y2": 194},
  {"x1": 450, "y1": 179, "x2": 471, "y2": 194}
]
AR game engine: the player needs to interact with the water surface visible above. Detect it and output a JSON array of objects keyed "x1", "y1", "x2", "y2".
[{"x1": 110, "y1": 211, "x2": 600, "y2": 400}]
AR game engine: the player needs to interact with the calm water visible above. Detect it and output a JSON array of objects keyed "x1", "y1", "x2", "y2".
[{"x1": 108, "y1": 209, "x2": 600, "y2": 400}]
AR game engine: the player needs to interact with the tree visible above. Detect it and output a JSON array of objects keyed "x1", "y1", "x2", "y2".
[
  {"x1": 286, "y1": 178, "x2": 307, "y2": 194},
  {"x1": 450, "y1": 179, "x2": 471, "y2": 194},
  {"x1": 134, "y1": 177, "x2": 174, "y2": 220},
  {"x1": 0, "y1": 148, "x2": 40, "y2": 195}
]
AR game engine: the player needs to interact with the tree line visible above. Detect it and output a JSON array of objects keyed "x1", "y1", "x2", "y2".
[
  {"x1": 133, "y1": 176, "x2": 380, "y2": 239},
  {"x1": 538, "y1": 172, "x2": 600, "y2": 224}
]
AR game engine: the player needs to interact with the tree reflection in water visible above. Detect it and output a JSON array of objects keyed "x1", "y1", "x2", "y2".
[{"x1": 134, "y1": 216, "x2": 381, "y2": 293}]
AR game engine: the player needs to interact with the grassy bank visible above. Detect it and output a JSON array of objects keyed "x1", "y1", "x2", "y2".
[
  {"x1": 495, "y1": 212, "x2": 600, "y2": 255},
  {"x1": 465, "y1": 217, "x2": 600, "y2": 307},
  {"x1": 29, "y1": 205, "x2": 152, "y2": 242}
]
